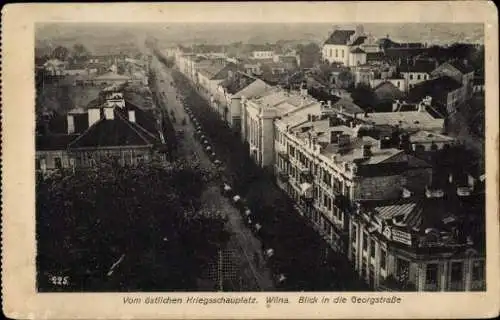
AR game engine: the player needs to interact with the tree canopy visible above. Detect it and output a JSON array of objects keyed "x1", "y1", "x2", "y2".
[
  {"x1": 51, "y1": 45, "x2": 70, "y2": 61},
  {"x1": 37, "y1": 159, "x2": 229, "y2": 291}
]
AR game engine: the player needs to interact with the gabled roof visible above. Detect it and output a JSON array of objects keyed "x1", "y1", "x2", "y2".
[
  {"x1": 324, "y1": 30, "x2": 356, "y2": 45},
  {"x1": 232, "y1": 78, "x2": 271, "y2": 99},
  {"x1": 373, "y1": 81, "x2": 405, "y2": 101},
  {"x1": 448, "y1": 60, "x2": 475, "y2": 74},
  {"x1": 407, "y1": 76, "x2": 463, "y2": 102},
  {"x1": 351, "y1": 36, "x2": 367, "y2": 46},
  {"x1": 36, "y1": 134, "x2": 80, "y2": 151},
  {"x1": 68, "y1": 110, "x2": 160, "y2": 150}
]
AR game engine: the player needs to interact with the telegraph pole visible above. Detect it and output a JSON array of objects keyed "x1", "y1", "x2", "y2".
[{"x1": 218, "y1": 249, "x2": 223, "y2": 291}]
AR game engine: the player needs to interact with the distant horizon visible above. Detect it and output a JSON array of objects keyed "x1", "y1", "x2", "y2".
[{"x1": 35, "y1": 22, "x2": 484, "y2": 54}]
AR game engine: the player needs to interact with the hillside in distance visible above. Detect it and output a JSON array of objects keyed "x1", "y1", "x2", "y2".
[{"x1": 36, "y1": 22, "x2": 484, "y2": 55}]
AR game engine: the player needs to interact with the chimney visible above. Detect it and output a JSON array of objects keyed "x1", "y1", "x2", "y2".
[
  {"x1": 104, "y1": 107, "x2": 114, "y2": 120},
  {"x1": 128, "y1": 110, "x2": 136, "y2": 123},
  {"x1": 362, "y1": 143, "x2": 372, "y2": 157},
  {"x1": 67, "y1": 114, "x2": 75, "y2": 134},
  {"x1": 88, "y1": 108, "x2": 101, "y2": 127}
]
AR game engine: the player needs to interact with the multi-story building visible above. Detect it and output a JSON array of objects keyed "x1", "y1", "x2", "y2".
[
  {"x1": 407, "y1": 76, "x2": 465, "y2": 115},
  {"x1": 36, "y1": 91, "x2": 166, "y2": 174},
  {"x1": 349, "y1": 170, "x2": 485, "y2": 291},
  {"x1": 242, "y1": 86, "x2": 316, "y2": 170},
  {"x1": 250, "y1": 45, "x2": 275, "y2": 60},
  {"x1": 431, "y1": 60, "x2": 475, "y2": 98},
  {"x1": 399, "y1": 60, "x2": 437, "y2": 91},
  {"x1": 216, "y1": 71, "x2": 272, "y2": 130},
  {"x1": 322, "y1": 25, "x2": 367, "y2": 67},
  {"x1": 274, "y1": 103, "x2": 434, "y2": 253}
]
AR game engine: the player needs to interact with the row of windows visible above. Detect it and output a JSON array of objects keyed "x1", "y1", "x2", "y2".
[
  {"x1": 408, "y1": 73, "x2": 429, "y2": 81},
  {"x1": 353, "y1": 224, "x2": 485, "y2": 289},
  {"x1": 328, "y1": 48, "x2": 345, "y2": 59}
]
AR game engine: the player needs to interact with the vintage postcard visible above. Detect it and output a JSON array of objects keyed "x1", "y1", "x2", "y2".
[{"x1": 2, "y1": 1, "x2": 499, "y2": 319}]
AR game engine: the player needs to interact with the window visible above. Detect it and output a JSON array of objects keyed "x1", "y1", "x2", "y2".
[
  {"x1": 370, "y1": 240, "x2": 376, "y2": 258},
  {"x1": 341, "y1": 50, "x2": 344, "y2": 58},
  {"x1": 54, "y1": 157, "x2": 62, "y2": 169},
  {"x1": 426, "y1": 263, "x2": 439, "y2": 284},
  {"x1": 353, "y1": 225, "x2": 358, "y2": 243},
  {"x1": 329, "y1": 49, "x2": 332, "y2": 57},
  {"x1": 450, "y1": 262, "x2": 463, "y2": 282},
  {"x1": 362, "y1": 231, "x2": 368, "y2": 251},
  {"x1": 36, "y1": 159, "x2": 41, "y2": 170},
  {"x1": 417, "y1": 74, "x2": 421, "y2": 80},
  {"x1": 472, "y1": 260, "x2": 485, "y2": 281},
  {"x1": 409, "y1": 74, "x2": 413, "y2": 80},
  {"x1": 380, "y1": 249, "x2": 386, "y2": 269}
]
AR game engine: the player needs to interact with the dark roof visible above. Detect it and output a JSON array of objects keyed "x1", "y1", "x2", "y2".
[
  {"x1": 120, "y1": 100, "x2": 159, "y2": 136},
  {"x1": 407, "y1": 76, "x2": 462, "y2": 103},
  {"x1": 324, "y1": 30, "x2": 356, "y2": 45},
  {"x1": 36, "y1": 134, "x2": 79, "y2": 151},
  {"x1": 384, "y1": 48, "x2": 427, "y2": 59},
  {"x1": 68, "y1": 111, "x2": 160, "y2": 149},
  {"x1": 350, "y1": 47, "x2": 366, "y2": 54},
  {"x1": 373, "y1": 81, "x2": 405, "y2": 101},
  {"x1": 399, "y1": 60, "x2": 436, "y2": 73},
  {"x1": 449, "y1": 60, "x2": 475, "y2": 74},
  {"x1": 366, "y1": 52, "x2": 385, "y2": 61},
  {"x1": 351, "y1": 36, "x2": 367, "y2": 46},
  {"x1": 221, "y1": 73, "x2": 257, "y2": 94}
]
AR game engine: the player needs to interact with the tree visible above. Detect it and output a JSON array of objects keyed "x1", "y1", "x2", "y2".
[
  {"x1": 297, "y1": 42, "x2": 321, "y2": 69},
  {"x1": 36, "y1": 159, "x2": 229, "y2": 291},
  {"x1": 72, "y1": 43, "x2": 90, "y2": 62},
  {"x1": 51, "y1": 45, "x2": 70, "y2": 61},
  {"x1": 350, "y1": 83, "x2": 377, "y2": 111}
]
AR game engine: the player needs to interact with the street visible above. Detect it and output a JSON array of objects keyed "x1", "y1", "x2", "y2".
[
  {"x1": 153, "y1": 55, "x2": 368, "y2": 292},
  {"x1": 150, "y1": 55, "x2": 275, "y2": 291}
]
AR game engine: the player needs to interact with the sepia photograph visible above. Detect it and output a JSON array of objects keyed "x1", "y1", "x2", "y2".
[
  {"x1": 2, "y1": 2, "x2": 499, "y2": 319},
  {"x1": 34, "y1": 20, "x2": 486, "y2": 293}
]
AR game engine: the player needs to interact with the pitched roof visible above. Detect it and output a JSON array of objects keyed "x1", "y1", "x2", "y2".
[
  {"x1": 324, "y1": 30, "x2": 356, "y2": 45},
  {"x1": 407, "y1": 76, "x2": 463, "y2": 102},
  {"x1": 350, "y1": 47, "x2": 366, "y2": 54},
  {"x1": 373, "y1": 81, "x2": 405, "y2": 101},
  {"x1": 36, "y1": 134, "x2": 79, "y2": 151},
  {"x1": 68, "y1": 111, "x2": 160, "y2": 149},
  {"x1": 448, "y1": 60, "x2": 475, "y2": 74},
  {"x1": 399, "y1": 60, "x2": 436, "y2": 73},
  {"x1": 351, "y1": 36, "x2": 367, "y2": 46}
]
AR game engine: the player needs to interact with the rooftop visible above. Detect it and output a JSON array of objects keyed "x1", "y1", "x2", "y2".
[
  {"x1": 350, "y1": 47, "x2": 366, "y2": 54},
  {"x1": 291, "y1": 122, "x2": 404, "y2": 165},
  {"x1": 36, "y1": 134, "x2": 79, "y2": 151},
  {"x1": 357, "y1": 110, "x2": 444, "y2": 131},
  {"x1": 408, "y1": 130, "x2": 455, "y2": 144},
  {"x1": 407, "y1": 76, "x2": 463, "y2": 102},
  {"x1": 324, "y1": 30, "x2": 356, "y2": 45},
  {"x1": 399, "y1": 60, "x2": 436, "y2": 73},
  {"x1": 68, "y1": 109, "x2": 160, "y2": 150},
  {"x1": 448, "y1": 60, "x2": 475, "y2": 74}
]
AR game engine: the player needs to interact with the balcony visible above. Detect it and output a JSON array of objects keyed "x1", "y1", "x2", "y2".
[{"x1": 277, "y1": 150, "x2": 289, "y2": 161}]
